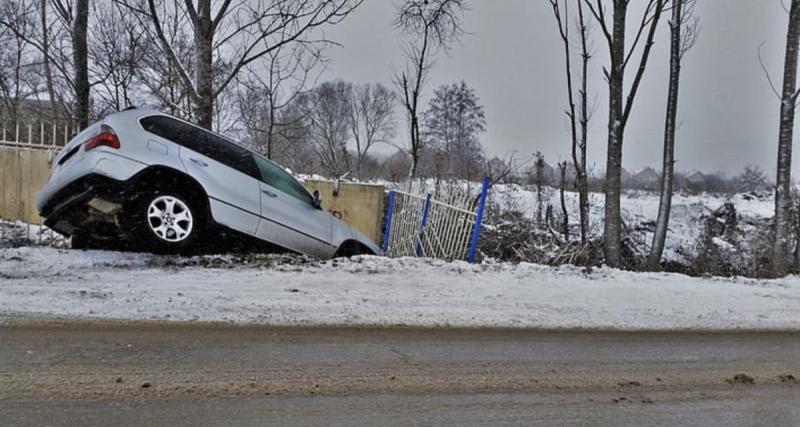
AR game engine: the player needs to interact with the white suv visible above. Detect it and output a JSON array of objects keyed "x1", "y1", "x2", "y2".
[{"x1": 36, "y1": 108, "x2": 381, "y2": 258}]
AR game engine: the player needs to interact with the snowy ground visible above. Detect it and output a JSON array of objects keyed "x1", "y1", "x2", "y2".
[
  {"x1": 488, "y1": 184, "x2": 774, "y2": 264},
  {"x1": 2, "y1": 246, "x2": 799, "y2": 330}
]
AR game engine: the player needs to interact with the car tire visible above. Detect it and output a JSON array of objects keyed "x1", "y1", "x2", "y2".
[
  {"x1": 334, "y1": 240, "x2": 373, "y2": 258},
  {"x1": 131, "y1": 190, "x2": 206, "y2": 254}
]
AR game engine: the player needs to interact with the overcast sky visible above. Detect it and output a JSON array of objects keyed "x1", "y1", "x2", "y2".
[{"x1": 318, "y1": 0, "x2": 795, "y2": 177}]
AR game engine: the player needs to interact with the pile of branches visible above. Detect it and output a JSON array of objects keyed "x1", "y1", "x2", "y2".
[{"x1": 479, "y1": 209, "x2": 593, "y2": 265}]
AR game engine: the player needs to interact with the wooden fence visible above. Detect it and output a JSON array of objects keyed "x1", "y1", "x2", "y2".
[
  {"x1": 1, "y1": 122, "x2": 73, "y2": 149},
  {"x1": 0, "y1": 147, "x2": 55, "y2": 224},
  {"x1": 0, "y1": 121, "x2": 71, "y2": 224}
]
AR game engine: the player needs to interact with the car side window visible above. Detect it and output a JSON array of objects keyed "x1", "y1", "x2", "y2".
[
  {"x1": 140, "y1": 115, "x2": 194, "y2": 147},
  {"x1": 252, "y1": 155, "x2": 313, "y2": 205},
  {"x1": 190, "y1": 128, "x2": 259, "y2": 179},
  {"x1": 141, "y1": 115, "x2": 259, "y2": 179}
]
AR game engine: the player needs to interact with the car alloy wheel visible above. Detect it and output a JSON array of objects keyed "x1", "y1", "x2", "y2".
[{"x1": 146, "y1": 195, "x2": 193, "y2": 242}]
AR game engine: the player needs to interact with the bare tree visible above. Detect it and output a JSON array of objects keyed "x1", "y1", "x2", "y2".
[
  {"x1": 735, "y1": 165, "x2": 768, "y2": 193},
  {"x1": 558, "y1": 160, "x2": 570, "y2": 241},
  {"x1": 236, "y1": 43, "x2": 320, "y2": 160},
  {"x1": 394, "y1": 0, "x2": 467, "y2": 177},
  {"x1": 71, "y1": 0, "x2": 89, "y2": 128},
  {"x1": 296, "y1": 80, "x2": 353, "y2": 177},
  {"x1": 421, "y1": 80, "x2": 486, "y2": 181},
  {"x1": 583, "y1": 0, "x2": 666, "y2": 267},
  {"x1": 0, "y1": 1, "x2": 39, "y2": 126},
  {"x1": 647, "y1": 0, "x2": 698, "y2": 271},
  {"x1": 349, "y1": 83, "x2": 396, "y2": 180},
  {"x1": 133, "y1": 4, "x2": 195, "y2": 118},
  {"x1": 39, "y1": 0, "x2": 57, "y2": 115},
  {"x1": 772, "y1": 0, "x2": 800, "y2": 276},
  {"x1": 89, "y1": 1, "x2": 147, "y2": 115},
  {"x1": 576, "y1": 0, "x2": 593, "y2": 245},
  {"x1": 0, "y1": 0, "x2": 75, "y2": 123},
  {"x1": 47, "y1": 0, "x2": 90, "y2": 128},
  {"x1": 549, "y1": 0, "x2": 593, "y2": 244},
  {"x1": 534, "y1": 152, "x2": 546, "y2": 226},
  {"x1": 130, "y1": 0, "x2": 362, "y2": 131}
]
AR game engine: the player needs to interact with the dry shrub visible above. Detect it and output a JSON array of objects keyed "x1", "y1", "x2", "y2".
[{"x1": 479, "y1": 206, "x2": 594, "y2": 266}]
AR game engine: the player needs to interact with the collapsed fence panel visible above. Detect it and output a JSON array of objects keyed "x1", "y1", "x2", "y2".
[{"x1": 382, "y1": 177, "x2": 489, "y2": 262}]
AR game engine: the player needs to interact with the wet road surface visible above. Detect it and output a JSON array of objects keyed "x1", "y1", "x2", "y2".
[{"x1": 1, "y1": 321, "x2": 799, "y2": 426}]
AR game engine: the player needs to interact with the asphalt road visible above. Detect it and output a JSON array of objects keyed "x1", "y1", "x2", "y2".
[{"x1": 1, "y1": 321, "x2": 799, "y2": 426}]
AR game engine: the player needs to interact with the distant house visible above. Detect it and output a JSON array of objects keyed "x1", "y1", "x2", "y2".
[
  {"x1": 686, "y1": 171, "x2": 706, "y2": 187},
  {"x1": 685, "y1": 171, "x2": 707, "y2": 192},
  {"x1": 526, "y1": 160, "x2": 556, "y2": 186},
  {"x1": 620, "y1": 167, "x2": 633, "y2": 183},
  {"x1": 1, "y1": 99, "x2": 72, "y2": 146},
  {"x1": 632, "y1": 167, "x2": 660, "y2": 190}
]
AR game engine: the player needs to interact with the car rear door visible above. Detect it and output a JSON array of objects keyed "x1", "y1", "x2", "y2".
[
  {"x1": 251, "y1": 154, "x2": 336, "y2": 258},
  {"x1": 140, "y1": 115, "x2": 262, "y2": 235},
  {"x1": 178, "y1": 132, "x2": 263, "y2": 235}
]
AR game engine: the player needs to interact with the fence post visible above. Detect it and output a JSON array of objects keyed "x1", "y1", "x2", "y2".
[
  {"x1": 381, "y1": 190, "x2": 396, "y2": 254},
  {"x1": 415, "y1": 193, "x2": 432, "y2": 256},
  {"x1": 467, "y1": 176, "x2": 490, "y2": 263}
]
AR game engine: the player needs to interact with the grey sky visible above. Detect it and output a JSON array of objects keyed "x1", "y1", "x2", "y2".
[{"x1": 321, "y1": 0, "x2": 792, "y2": 177}]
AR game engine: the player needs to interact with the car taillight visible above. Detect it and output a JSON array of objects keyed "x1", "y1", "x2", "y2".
[{"x1": 84, "y1": 128, "x2": 120, "y2": 151}]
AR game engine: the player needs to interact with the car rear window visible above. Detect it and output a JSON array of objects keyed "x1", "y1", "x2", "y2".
[{"x1": 140, "y1": 115, "x2": 258, "y2": 179}]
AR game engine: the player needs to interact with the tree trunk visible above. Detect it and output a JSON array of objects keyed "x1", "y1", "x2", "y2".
[
  {"x1": 194, "y1": 0, "x2": 215, "y2": 130},
  {"x1": 577, "y1": 0, "x2": 590, "y2": 245},
  {"x1": 72, "y1": 0, "x2": 90, "y2": 129},
  {"x1": 40, "y1": 0, "x2": 58, "y2": 118},
  {"x1": 603, "y1": 1, "x2": 627, "y2": 267},
  {"x1": 559, "y1": 162, "x2": 569, "y2": 241},
  {"x1": 267, "y1": 99, "x2": 275, "y2": 159},
  {"x1": 409, "y1": 112, "x2": 420, "y2": 176},
  {"x1": 550, "y1": 0, "x2": 589, "y2": 244},
  {"x1": 774, "y1": 0, "x2": 800, "y2": 276},
  {"x1": 648, "y1": 0, "x2": 685, "y2": 271}
]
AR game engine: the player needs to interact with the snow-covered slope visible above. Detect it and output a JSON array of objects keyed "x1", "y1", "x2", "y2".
[
  {"x1": 1, "y1": 247, "x2": 798, "y2": 330},
  {"x1": 488, "y1": 184, "x2": 773, "y2": 264}
]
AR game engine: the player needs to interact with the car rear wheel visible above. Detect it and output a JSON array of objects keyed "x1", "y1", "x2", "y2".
[{"x1": 133, "y1": 191, "x2": 205, "y2": 254}]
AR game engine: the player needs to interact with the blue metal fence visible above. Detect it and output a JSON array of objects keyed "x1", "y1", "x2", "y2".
[{"x1": 381, "y1": 178, "x2": 490, "y2": 263}]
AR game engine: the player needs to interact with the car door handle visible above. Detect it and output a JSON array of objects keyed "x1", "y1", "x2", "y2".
[
  {"x1": 262, "y1": 189, "x2": 278, "y2": 198},
  {"x1": 189, "y1": 157, "x2": 208, "y2": 167}
]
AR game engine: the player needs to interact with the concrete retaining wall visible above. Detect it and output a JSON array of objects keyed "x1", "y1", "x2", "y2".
[{"x1": 304, "y1": 180, "x2": 385, "y2": 245}]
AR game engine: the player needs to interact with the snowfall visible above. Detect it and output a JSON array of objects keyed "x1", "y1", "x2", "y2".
[{"x1": 1, "y1": 245, "x2": 799, "y2": 330}]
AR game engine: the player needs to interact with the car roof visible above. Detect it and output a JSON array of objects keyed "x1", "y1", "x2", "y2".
[{"x1": 121, "y1": 109, "x2": 312, "y2": 195}]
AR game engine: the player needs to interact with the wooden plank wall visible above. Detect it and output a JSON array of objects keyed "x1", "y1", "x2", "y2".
[{"x1": 0, "y1": 146, "x2": 55, "y2": 224}]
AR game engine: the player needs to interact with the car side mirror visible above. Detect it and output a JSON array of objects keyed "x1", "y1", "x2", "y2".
[{"x1": 312, "y1": 190, "x2": 322, "y2": 209}]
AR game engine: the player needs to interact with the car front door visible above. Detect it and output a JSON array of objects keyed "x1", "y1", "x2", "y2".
[{"x1": 251, "y1": 154, "x2": 335, "y2": 258}]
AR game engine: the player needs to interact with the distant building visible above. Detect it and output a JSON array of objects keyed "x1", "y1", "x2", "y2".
[
  {"x1": 686, "y1": 171, "x2": 706, "y2": 187},
  {"x1": 632, "y1": 167, "x2": 660, "y2": 190},
  {"x1": 1, "y1": 99, "x2": 72, "y2": 146},
  {"x1": 525, "y1": 159, "x2": 556, "y2": 186},
  {"x1": 620, "y1": 167, "x2": 633, "y2": 183}
]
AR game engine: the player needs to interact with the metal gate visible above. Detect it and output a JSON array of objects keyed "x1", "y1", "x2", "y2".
[{"x1": 381, "y1": 177, "x2": 489, "y2": 262}]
